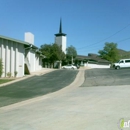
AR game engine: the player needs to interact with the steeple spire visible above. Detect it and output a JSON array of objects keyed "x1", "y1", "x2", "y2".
[
  {"x1": 54, "y1": 18, "x2": 67, "y2": 54},
  {"x1": 59, "y1": 18, "x2": 62, "y2": 33},
  {"x1": 55, "y1": 18, "x2": 66, "y2": 37}
]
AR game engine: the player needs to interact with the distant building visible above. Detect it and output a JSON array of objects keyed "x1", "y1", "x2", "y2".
[
  {"x1": 0, "y1": 33, "x2": 44, "y2": 77},
  {"x1": 76, "y1": 53, "x2": 110, "y2": 68},
  {"x1": 55, "y1": 19, "x2": 67, "y2": 54},
  {"x1": 76, "y1": 53, "x2": 110, "y2": 64}
]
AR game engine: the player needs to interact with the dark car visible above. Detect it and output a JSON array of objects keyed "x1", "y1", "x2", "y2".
[{"x1": 74, "y1": 64, "x2": 80, "y2": 69}]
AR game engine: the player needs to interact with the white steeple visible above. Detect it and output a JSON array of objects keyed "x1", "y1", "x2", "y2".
[{"x1": 55, "y1": 19, "x2": 67, "y2": 54}]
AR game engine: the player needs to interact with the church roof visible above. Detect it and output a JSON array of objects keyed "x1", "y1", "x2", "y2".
[
  {"x1": 76, "y1": 55, "x2": 110, "y2": 63},
  {"x1": 0, "y1": 35, "x2": 38, "y2": 49}
]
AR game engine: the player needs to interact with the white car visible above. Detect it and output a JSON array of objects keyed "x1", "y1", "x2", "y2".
[
  {"x1": 113, "y1": 59, "x2": 130, "y2": 69},
  {"x1": 62, "y1": 65, "x2": 77, "y2": 69}
]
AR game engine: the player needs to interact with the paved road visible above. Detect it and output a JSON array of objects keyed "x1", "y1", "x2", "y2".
[
  {"x1": 0, "y1": 68, "x2": 130, "y2": 130},
  {"x1": 81, "y1": 68, "x2": 130, "y2": 87},
  {"x1": 0, "y1": 70, "x2": 78, "y2": 107}
]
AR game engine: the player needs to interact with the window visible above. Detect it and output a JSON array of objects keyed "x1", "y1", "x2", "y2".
[
  {"x1": 119, "y1": 60, "x2": 124, "y2": 63},
  {"x1": 125, "y1": 60, "x2": 130, "y2": 63}
]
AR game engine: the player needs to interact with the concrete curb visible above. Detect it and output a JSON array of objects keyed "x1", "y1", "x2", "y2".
[{"x1": 0, "y1": 70, "x2": 85, "y2": 111}]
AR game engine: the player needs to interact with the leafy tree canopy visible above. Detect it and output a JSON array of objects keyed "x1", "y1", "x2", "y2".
[
  {"x1": 66, "y1": 45, "x2": 77, "y2": 58},
  {"x1": 66, "y1": 45, "x2": 77, "y2": 64},
  {"x1": 40, "y1": 43, "x2": 65, "y2": 63},
  {"x1": 40, "y1": 44, "x2": 52, "y2": 60},
  {"x1": 51, "y1": 44, "x2": 65, "y2": 61},
  {"x1": 98, "y1": 42, "x2": 120, "y2": 63}
]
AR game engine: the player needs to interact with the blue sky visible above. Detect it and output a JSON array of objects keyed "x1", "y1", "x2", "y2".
[{"x1": 0, "y1": 0, "x2": 130, "y2": 55}]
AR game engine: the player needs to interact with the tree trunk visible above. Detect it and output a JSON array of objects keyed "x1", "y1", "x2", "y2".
[
  {"x1": 71, "y1": 56, "x2": 73, "y2": 64},
  {"x1": 59, "y1": 61, "x2": 62, "y2": 69}
]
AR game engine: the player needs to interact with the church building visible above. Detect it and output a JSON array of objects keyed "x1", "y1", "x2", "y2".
[{"x1": 0, "y1": 33, "x2": 43, "y2": 77}]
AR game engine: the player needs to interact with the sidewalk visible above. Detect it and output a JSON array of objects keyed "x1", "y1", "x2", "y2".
[{"x1": 79, "y1": 66, "x2": 91, "y2": 70}]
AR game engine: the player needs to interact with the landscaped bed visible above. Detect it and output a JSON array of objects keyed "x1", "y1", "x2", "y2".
[{"x1": 0, "y1": 79, "x2": 14, "y2": 84}]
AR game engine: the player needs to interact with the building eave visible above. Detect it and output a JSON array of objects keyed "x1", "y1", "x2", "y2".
[
  {"x1": 0, "y1": 35, "x2": 38, "y2": 49},
  {"x1": 55, "y1": 33, "x2": 66, "y2": 36}
]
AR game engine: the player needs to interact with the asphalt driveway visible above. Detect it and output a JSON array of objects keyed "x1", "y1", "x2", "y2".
[
  {"x1": 0, "y1": 69, "x2": 78, "y2": 107},
  {"x1": 81, "y1": 68, "x2": 130, "y2": 87}
]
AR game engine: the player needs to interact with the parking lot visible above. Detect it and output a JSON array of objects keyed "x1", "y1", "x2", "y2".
[
  {"x1": 0, "y1": 68, "x2": 130, "y2": 130},
  {"x1": 81, "y1": 68, "x2": 130, "y2": 87}
]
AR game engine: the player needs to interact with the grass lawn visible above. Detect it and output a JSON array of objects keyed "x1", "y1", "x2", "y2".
[{"x1": 0, "y1": 79, "x2": 14, "y2": 84}]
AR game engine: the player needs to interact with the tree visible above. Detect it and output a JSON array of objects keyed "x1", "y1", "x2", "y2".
[
  {"x1": 51, "y1": 44, "x2": 65, "y2": 61},
  {"x1": 98, "y1": 42, "x2": 120, "y2": 63},
  {"x1": 51, "y1": 44, "x2": 65, "y2": 68},
  {"x1": 40, "y1": 43, "x2": 65, "y2": 68},
  {"x1": 66, "y1": 45, "x2": 77, "y2": 64},
  {"x1": 40, "y1": 44, "x2": 53, "y2": 67},
  {"x1": 40, "y1": 44, "x2": 52, "y2": 60},
  {"x1": 0, "y1": 59, "x2": 3, "y2": 77}
]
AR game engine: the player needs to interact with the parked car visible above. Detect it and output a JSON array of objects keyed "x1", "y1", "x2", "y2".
[
  {"x1": 74, "y1": 64, "x2": 80, "y2": 69},
  {"x1": 62, "y1": 64, "x2": 77, "y2": 69},
  {"x1": 113, "y1": 59, "x2": 130, "y2": 69}
]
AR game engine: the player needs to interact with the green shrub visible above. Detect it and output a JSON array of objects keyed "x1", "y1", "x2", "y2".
[
  {"x1": 14, "y1": 71, "x2": 18, "y2": 77},
  {"x1": 0, "y1": 59, "x2": 3, "y2": 77},
  {"x1": 7, "y1": 72, "x2": 12, "y2": 77}
]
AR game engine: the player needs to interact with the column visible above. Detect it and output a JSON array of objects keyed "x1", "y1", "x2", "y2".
[
  {"x1": 5, "y1": 40, "x2": 10, "y2": 77},
  {"x1": 1, "y1": 39, "x2": 5, "y2": 77},
  {"x1": 10, "y1": 41, "x2": 14, "y2": 77},
  {"x1": 15, "y1": 43, "x2": 18, "y2": 76}
]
